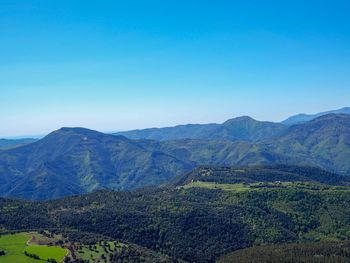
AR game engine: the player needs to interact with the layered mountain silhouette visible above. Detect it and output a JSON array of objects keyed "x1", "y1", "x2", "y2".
[
  {"x1": 115, "y1": 116, "x2": 286, "y2": 141},
  {"x1": 0, "y1": 138, "x2": 38, "y2": 149},
  {"x1": 116, "y1": 107, "x2": 350, "y2": 141},
  {"x1": 282, "y1": 107, "x2": 350, "y2": 125},
  {"x1": 0, "y1": 113, "x2": 349, "y2": 200}
]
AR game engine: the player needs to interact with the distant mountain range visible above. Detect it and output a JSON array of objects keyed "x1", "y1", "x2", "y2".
[
  {"x1": 0, "y1": 138, "x2": 37, "y2": 150},
  {"x1": 1, "y1": 107, "x2": 349, "y2": 144},
  {"x1": 115, "y1": 116, "x2": 286, "y2": 141},
  {"x1": 137, "y1": 114, "x2": 350, "y2": 172},
  {"x1": 116, "y1": 107, "x2": 350, "y2": 141},
  {"x1": 281, "y1": 107, "x2": 350, "y2": 125},
  {"x1": 0, "y1": 113, "x2": 349, "y2": 200}
]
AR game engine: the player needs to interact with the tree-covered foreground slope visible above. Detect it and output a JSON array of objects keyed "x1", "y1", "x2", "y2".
[
  {"x1": 0, "y1": 114, "x2": 349, "y2": 200},
  {"x1": 0, "y1": 231, "x2": 177, "y2": 263},
  {"x1": 218, "y1": 241, "x2": 350, "y2": 263},
  {"x1": 2, "y1": 166, "x2": 350, "y2": 262}
]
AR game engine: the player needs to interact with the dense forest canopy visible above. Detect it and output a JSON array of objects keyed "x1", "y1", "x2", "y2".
[{"x1": 1, "y1": 165, "x2": 350, "y2": 262}]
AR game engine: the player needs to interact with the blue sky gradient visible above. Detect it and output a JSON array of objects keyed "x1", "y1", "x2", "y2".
[{"x1": 1, "y1": 0, "x2": 350, "y2": 137}]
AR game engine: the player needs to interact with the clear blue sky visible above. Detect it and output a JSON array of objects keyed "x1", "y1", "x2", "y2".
[{"x1": 1, "y1": 0, "x2": 350, "y2": 137}]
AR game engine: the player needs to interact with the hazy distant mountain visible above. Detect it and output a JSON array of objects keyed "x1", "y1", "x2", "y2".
[
  {"x1": 115, "y1": 116, "x2": 287, "y2": 141},
  {"x1": 282, "y1": 107, "x2": 350, "y2": 125},
  {"x1": 0, "y1": 138, "x2": 37, "y2": 149},
  {"x1": 117, "y1": 108, "x2": 350, "y2": 140},
  {"x1": 115, "y1": 123, "x2": 220, "y2": 141},
  {"x1": 0, "y1": 114, "x2": 349, "y2": 200}
]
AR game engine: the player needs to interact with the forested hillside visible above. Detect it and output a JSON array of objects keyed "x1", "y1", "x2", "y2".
[{"x1": 1, "y1": 166, "x2": 350, "y2": 262}]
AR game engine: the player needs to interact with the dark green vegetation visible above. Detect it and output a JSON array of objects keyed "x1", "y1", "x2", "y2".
[
  {"x1": 70, "y1": 240, "x2": 176, "y2": 263},
  {"x1": 0, "y1": 113, "x2": 349, "y2": 200},
  {"x1": 282, "y1": 106, "x2": 350, "y2": 125},
  {"x1": 218, "y1": 241, "x2": 350, "y2": 263},
  {"x1": 173, "y1": 165, "x2": 350, "y2": 186},
  {"x1": 1, "y1": 166, "x2": 350, "y2": 262}
]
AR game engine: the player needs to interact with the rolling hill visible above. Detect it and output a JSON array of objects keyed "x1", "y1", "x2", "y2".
[{"x1": 0, "y1": 127, "x2": 191, "y2": 200}]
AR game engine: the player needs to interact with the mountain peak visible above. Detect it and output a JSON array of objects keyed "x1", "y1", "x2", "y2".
[
  {"x1": 36, "y1": 127, "x2": 129, "y2": 148},
  {"x1": 55, "y1": 127, "x2": 100, "y2": 134},
  {"x1": 42, "y1": 127, "x2": 102, "y2": 141},
  {"x1": 223, "y1": 116, "x2": 256, "y2": 125}
]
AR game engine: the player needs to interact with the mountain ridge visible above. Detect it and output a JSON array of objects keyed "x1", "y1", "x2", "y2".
[
  {"x1": 115, "y1": 107, "x2": 350, "y2": 141},
  {"x1": 0, "y1": 113, "x2": 349, "y2": 200},
  {"x1": 115, "y1": 115, "x2": 287, "y2": 141},
  {"x1": 282, "y1": 107, "x2": 350, "y2": 125}
]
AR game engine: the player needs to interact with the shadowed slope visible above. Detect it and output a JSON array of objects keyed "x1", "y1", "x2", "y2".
[{"x1": 0, "y1": 127, "x2": 191, "y2": 200}]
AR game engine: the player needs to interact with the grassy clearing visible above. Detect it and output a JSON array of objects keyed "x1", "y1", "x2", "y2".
[
  {"x1": 0, "y1": 232, "x2": 66, "y2": 263},
  {"x1": 0, "y1": 233, "x2": 39, "y2": 263},
  {"x1": 183, "y1": 181, "x2": 250, "y2": 191},
  {"x1": 24, "y1": 245, "x2": 66, "y2": 261},
  {"x1": 77, "y1": 241, "x2": 127, "y2": 262},
  {"x1": 183, "y1": 181, "x2": 350, "y2": 192}
]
